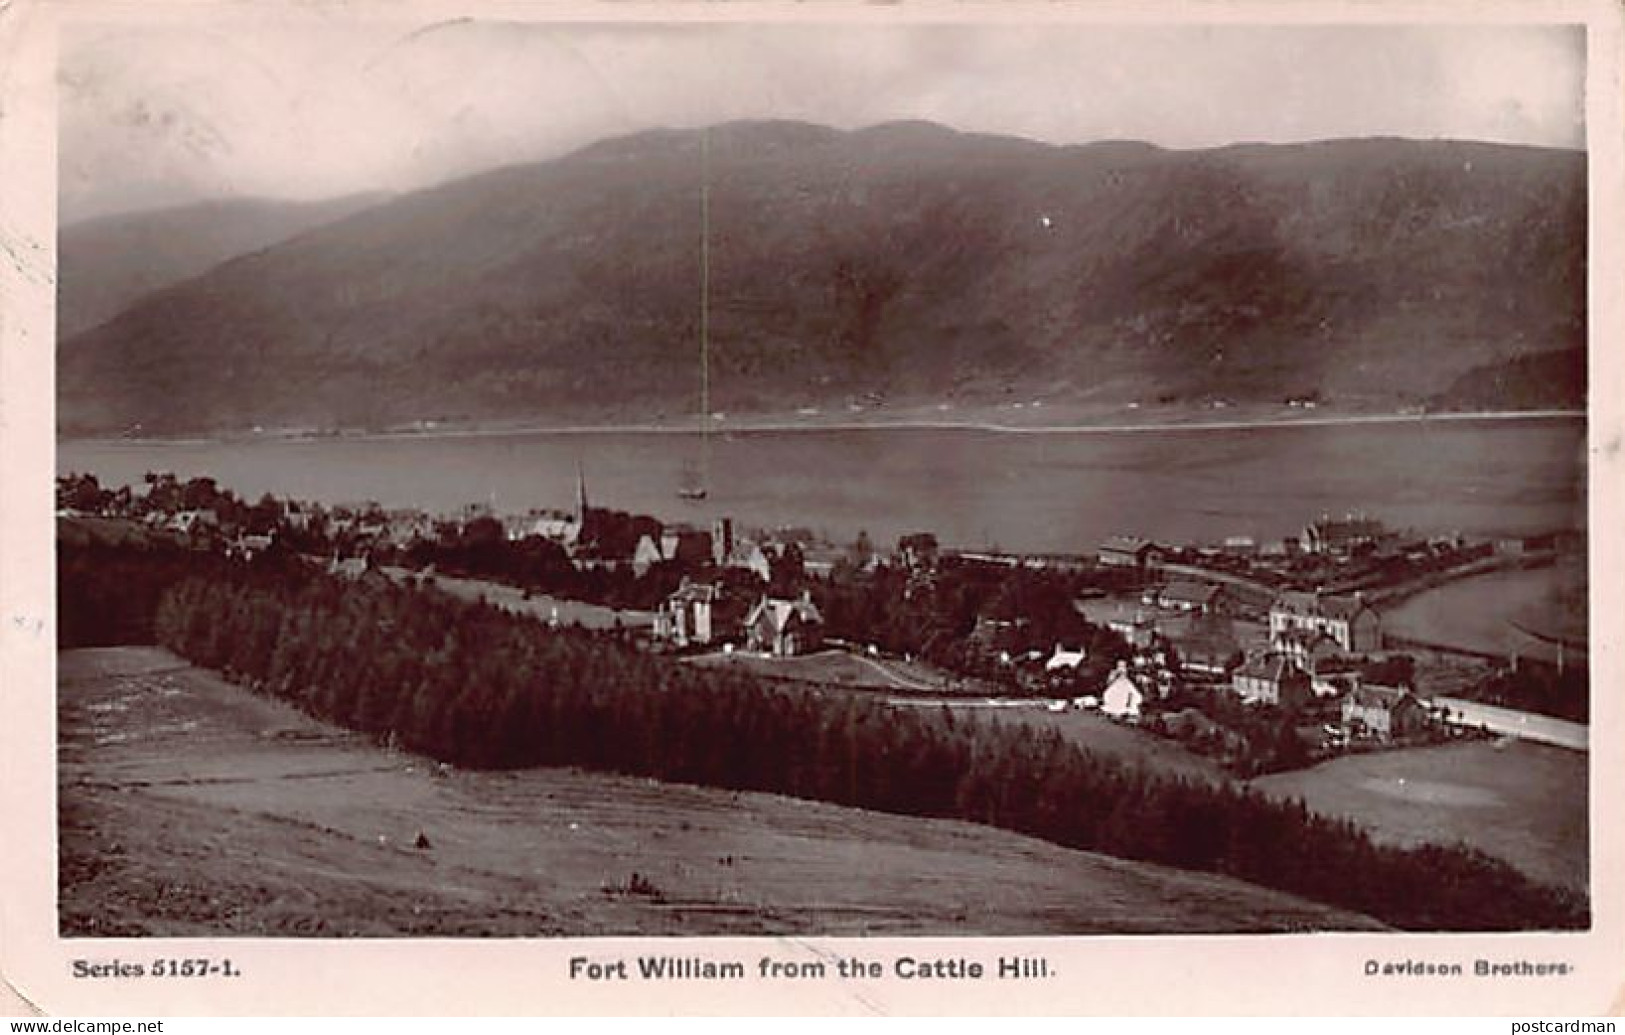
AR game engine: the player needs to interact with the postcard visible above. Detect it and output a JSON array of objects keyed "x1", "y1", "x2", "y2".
[{"x1": 2, "y1": 0, "x2": 1621, "y2": 1016}]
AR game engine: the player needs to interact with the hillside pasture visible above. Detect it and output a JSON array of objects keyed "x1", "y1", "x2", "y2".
[
  {"x1": 686, "y1": 648, "x2": 957, "y2": 692},
  {"x1": 396, "y1": 569, "x2": 656, "y2": 631},
  {"x1": 1251, "y1": 740, "x2": 1587, "y2": 894},
  {"x1": 58, "y1": 646, "x2": 1385, "y2": 937}
]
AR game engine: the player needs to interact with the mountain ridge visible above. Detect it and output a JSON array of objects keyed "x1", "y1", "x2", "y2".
[
  {"x1": 57, "y1": 192, "x2": 391, "y2": 339},
  {"x1": 57, "y1": 121, "x2": 1586, "y2": 436}
]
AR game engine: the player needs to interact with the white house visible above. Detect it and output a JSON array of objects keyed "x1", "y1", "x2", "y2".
[
  {"x1": 509, "y1": 509, "x2": 582, "y2": 548},
  {"x1": 632, "y1": 534, "x2": 665, "y2": 576},
  {"x1": 1044, "y1": 644, "x2": 1088, "y2": 673},
  {"x1": 1231, "y1": 654, "x2": 1313, "y2": 710},
  {"x1": 657, "y1": 581, "x2": 720, "y2": 647},
  {"x1": 744, "y1": 592, "x2": 825, "y2": 656},
  {"x1": 227, "y1": 533, "x2": 274, "y2": 561},
  {"x1": 329, "y1": 556, "x2": 370, "y2": 580},
  {"x1": 1101, "y1": 667, "x2": 1145, "y2": 719}
]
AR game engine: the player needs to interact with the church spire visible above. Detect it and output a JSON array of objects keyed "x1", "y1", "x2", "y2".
[{"x1": 576, "y1": 462, "x2": 589, "y2": 524}]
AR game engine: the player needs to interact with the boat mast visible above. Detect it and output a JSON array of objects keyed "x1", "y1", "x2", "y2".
[{"x1": 699, "y1": 125, "x2": 711, "y2": 488}]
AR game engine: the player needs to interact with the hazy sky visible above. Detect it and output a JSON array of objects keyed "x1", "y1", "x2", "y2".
[{"x1": 58, "y1": 17, "x2": 1586, "y2": 222}]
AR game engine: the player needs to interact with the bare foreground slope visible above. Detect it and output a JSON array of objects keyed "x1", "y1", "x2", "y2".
[{"x1": 58, "y1": 648, "x2": 1384, "y2": 936}]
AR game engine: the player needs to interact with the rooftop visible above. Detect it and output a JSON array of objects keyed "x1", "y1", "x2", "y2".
[
  {"x1": 1346, "y1": 684, "x2": 1416, "y2": 709},
  {"x1": 1160, "y1": 580, "x2": 1222, "y2": 605},
  {"x1": 1274, "y1": 590, "x2": 1372, "y2": 621},
  {"x1": 1101, "y1": 535, "x2": 1159, "y2": 553},
  {"x1": 1235, "y1": 655, "x2": 1305, "y2": 682},
  {"x1": 748, "y1": 595, "x2": 824, "y2": 632}
]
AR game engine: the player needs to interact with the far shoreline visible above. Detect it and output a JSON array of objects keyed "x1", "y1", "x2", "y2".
[{"x1": 58, "y1": 407, "x2": 1587, "y2": 449}]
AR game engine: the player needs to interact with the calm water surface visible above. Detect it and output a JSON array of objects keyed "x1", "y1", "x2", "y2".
[
  {"x1": 1386, "y1": 557, "x2": 1589, "y2": 660},
  {"x1": 59, "y1": 416, "x2": 1586, "y2": 555}
]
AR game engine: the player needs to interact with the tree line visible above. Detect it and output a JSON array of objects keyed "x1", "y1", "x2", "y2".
[
  {"x1": 58, "y1": 533, "x2": 235, "y2": 646},
  {"x1": 64, "y1": 546, "x2": 1579, "y2": 933},
  {"x1": 817, "y1": 558, "x2": 1133, "y2": 691}
]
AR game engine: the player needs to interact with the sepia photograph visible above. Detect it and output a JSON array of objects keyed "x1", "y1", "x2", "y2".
[{"x1": 4, "y1": 0, "x2": 1622, "y2": 1017}]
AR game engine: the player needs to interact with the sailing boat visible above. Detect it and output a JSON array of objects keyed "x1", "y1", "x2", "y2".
[
  {"x1": 678, "y1": 127, "x2": 713, "y2": 503},
  {"x1": 678, "y1": 457, "x2": 707, "y2": 502}
]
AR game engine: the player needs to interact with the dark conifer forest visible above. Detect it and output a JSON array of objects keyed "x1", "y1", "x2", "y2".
[{"x1": 59, "y1": 539, "x2": 1587, "y2": 931}]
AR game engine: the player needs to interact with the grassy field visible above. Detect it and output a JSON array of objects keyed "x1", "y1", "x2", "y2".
[
  {"x1": 668, "y1": 645, "x2": 1586, "y2": 890},
  {"x1": 690, "y1": 650, "x2": 1229, "y2": 782},
  {"x1": 57, "y1": 514, "x2": 174, "y2": 548},
  {"x1": 688, "y1": 648, "x2": 956, "y2": 692},
  {"x1": 389, "y1": 568, "x2": 657, "y2": 631},
  {"x1": 956, "y1": 707, "x2": 1232, "y2": 785},
  {"x1": 986, "y1": 713, "x2": 1591, "y2": 895},
  {"x1": 1251, "y1": 740, "x2": 1587, "y2": 894},
  {"x1": 58, "y1": 647, "x2": 1385, "y2": 937}
]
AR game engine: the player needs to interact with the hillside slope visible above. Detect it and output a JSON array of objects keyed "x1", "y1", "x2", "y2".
[
  {"x1": 59, "y1": 646, "x2": 1387, "y2": 935},
  {"x1": 58, "y1": 193, "x2": 387, "y2": 338},
  {"x1": 58, "y1": 122, "x2": 1585, "y2": 435}
]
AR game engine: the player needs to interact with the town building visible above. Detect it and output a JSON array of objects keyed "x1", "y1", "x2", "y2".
[
  {"x1": 660, "y1": 524, "x2": 713, "y2": 566},
  {"x1": 507, "y1": 467, "x2": 593, "y2": 547},
  {"x1": 967, "y1": 614, "x2": 1027, "y2": 656},
  {"x1": 1254, "y1": 536, "x2": 1302, "y2": 558},
  {"x1": 509, "y1": 509, "x2": 582, "y2": 548},
  {"x1": 1101, "y1": 666, "x2": 1146, "y2": 719},
  {"x1": 1044, "y1": 644, "x2": 1088, "y2": 673},
  {"x1": 1495, "y1": 533, "x2": 1556, "y2": 557},
  {"x1": 723, "y1": 540, "x2": 772, "y2": 582},
  {"x1": 502, "y1": 514, "x2": 534, "y2": 541},
  {"x1": 799, "y1": 543, "x2": 843, "y2": 579},
  {"x1": 227, "y1": 533, "x2": 274, "y2": 561},
  {"x1": 1162, "y1": 617, "x2": 1243, "y2": 678},
  {"x1": 328, "y1": 556, "x2": 371, "y2": 580},
  {"x1": 382, "y1": 511, "x2": 436, "y2": 548},
  {"x1": 632, "y1": 534, "x2": 665, "y2": 576},
  {"x1": 1308, "y1": 664, "x2": 1362, "y2": 699},
  {"x1": 1106, "y1": 607, "x2": 1158, "y2": 650},
  {"x1": 1269, "y1": 591, "x2": 1382, "y2": 653},
  {"x1": 897, "y1": 532, "x2": 941, "y2": 571},
  {"x1": 1303, "y1": 513, "x2": 1387, "y2": 556},
  {"x1": 1231, "y1": 655, "x2": 1313, "y2": 710},
  {"x1": 1150, "y1": 580, "x2": 1230, "y2": 614},
  {"x1": 1273, "y1": 628, "x2": 1347, "y2": 673},
  {"x1": 166, "y1": 509, "x2": 219, "y2": 536},
  {"x1": 657, "y1": 581, "x2": 722, "y2": 648},
  {"x1": 1098, "y1": 535, "x2": 1165, "y2": 571},
  {"x1": 1340, "y1": 684, "x2": 1429, "y2": 741},
  {"x1": 744, "y1": 592, "x2": 825, "y2": 657}
]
